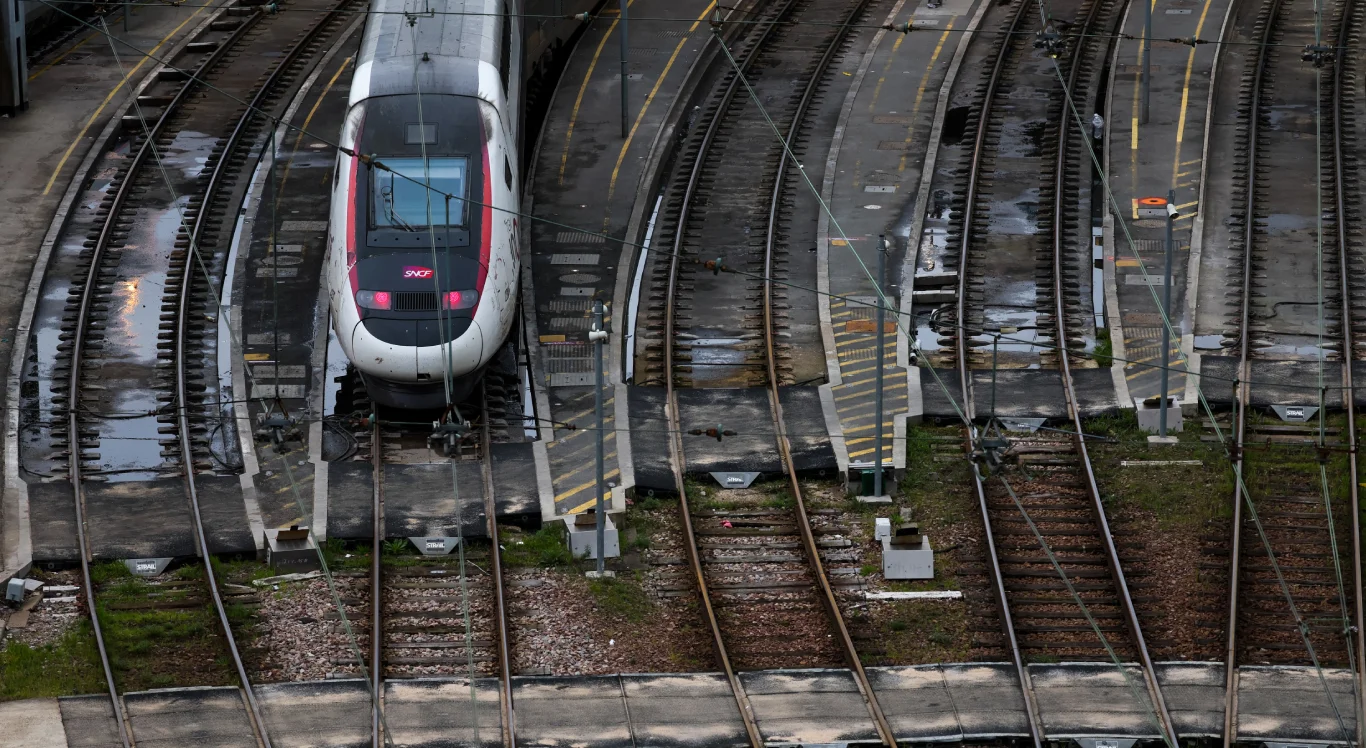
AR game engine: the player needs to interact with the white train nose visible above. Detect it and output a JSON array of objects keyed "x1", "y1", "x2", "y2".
[{"x1": 349, "y1": 319, "x2": 418, "y2": 380}]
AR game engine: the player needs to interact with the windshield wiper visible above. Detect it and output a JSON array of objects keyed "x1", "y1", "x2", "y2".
[{"x1": 380, "y1": 186, "x2": 418, "y2": 232}]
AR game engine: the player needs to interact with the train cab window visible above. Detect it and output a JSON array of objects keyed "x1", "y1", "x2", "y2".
[
  {"x1": 372, "y1": 157, "x2": 467, "y2": 229},
  {"x1": 504, "y1": 156, "x2": 513, "y2": 190}
]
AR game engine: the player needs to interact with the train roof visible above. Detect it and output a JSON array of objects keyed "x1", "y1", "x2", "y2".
[{"x1": 350, "y1": 0, "x2": 506, "y2": 106}]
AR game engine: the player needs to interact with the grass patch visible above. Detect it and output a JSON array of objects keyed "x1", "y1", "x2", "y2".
[
  {"x1": 1092, "y1": 327, "x2": 1113, "y2": 367},
  {"x1": 867, "y1": 598, "x2": 970, "y2": 664},
  {"x1": 587, "y1": 574, "x2": 653, "y2": 622},
  {"x1": 211, "y1": 557, "x2": 274, "y2": 586},
  {"x1": 501, "y1": 525, "x2": 574, "y2": 567},
  {"x1": 0, "y1": 624, "x2": 104, "y2": 700},
  {"x1": 900, "y1": 424, "x2": 973, "y2": 527},
  {"x1": 96, "y1": 571, "x2": 235, "y2": 692},
  {"x1": 1085, "y1": 411, "x2": 1231, "y2": 528}
]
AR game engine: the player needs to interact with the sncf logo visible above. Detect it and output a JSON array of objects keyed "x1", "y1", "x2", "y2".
[{"x1": 403, "y1": 266, "x2": 434, "y2": 279}]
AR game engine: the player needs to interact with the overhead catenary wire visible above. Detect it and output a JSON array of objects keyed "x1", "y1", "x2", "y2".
[{"x1": 25, "y1": 0, "x2": 1360, "y2": 51}]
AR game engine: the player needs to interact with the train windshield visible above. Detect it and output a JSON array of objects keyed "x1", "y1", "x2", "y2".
[{"x1": 372, "y1": 157, "x2": 468, "y2": 229}]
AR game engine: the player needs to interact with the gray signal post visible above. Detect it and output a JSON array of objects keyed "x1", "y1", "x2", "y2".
[
  {"x1": 589, "y1": 300, "x2": 609, "y2": 574},
  {"x1": 873, "y1": 236, "x2": 889, "y2": 497},
  {"x1": 1159, "y1": 189, "x2": 1177, "y2": 436}
]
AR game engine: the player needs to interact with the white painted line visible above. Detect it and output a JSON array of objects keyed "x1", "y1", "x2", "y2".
[
  {"x1": 864, "y1": 590, "x2": 963, "y2": 600},
  {"x1": 1120, "y1": 460, "x2": 1203, "y2": 467}
]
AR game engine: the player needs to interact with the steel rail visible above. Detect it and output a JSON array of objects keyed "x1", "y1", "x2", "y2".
[
  {"x1": 954, "y1": 0, "x2": 1179, "y2": 743},
  {"x1": 951, "y1": 2, "x2": 1049, "y2": 744},
  {"x1": 660, "y1": 1, "x2": 797, "y2": 744},
  {"x1": 1222, "y1": 0, "x2": 1287, "y2": 741},
  {"x1": 1046, "y1": 0, "x2": 1179, "y2": 741},
  {"x1": 1329, "y1": 0, "x2": 1366, "y2": 740},
  {"x1": 370, "y1": 414, "x2": 385, "y2": 747},
  {"x1": 478, "y1": 384, "x2": 517, "y2": 748},
  {"x1": 177, "y1": 4, "x2": 353, "y2": 745},
  {"x1": 65, "y1": 10, "x2": 265, "y2": 748},
  {"x1": 759, "y1": 0, "x2": 894, "y2": 743}
]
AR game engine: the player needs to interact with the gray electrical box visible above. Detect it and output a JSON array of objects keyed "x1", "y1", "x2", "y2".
[
  {"x1": 5, "y1": 577, "x2": 24, "y2": 603},
  {"x1": 881, "y1": 524, "x2": 934, "y2": 580},
  {"x1": 563, "y1": 511, "x2": 619, "y2": 560},
  {"x1": 1135, "y1": 396, "x2": 1182, "y2": 433},
  {"x1": 266, "y1": 526, "x2": 320, "y2": 573}
]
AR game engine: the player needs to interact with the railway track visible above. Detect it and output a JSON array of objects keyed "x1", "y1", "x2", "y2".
[
  {"x1": 1219, "y1": 0, "x2": 1366, "y2": 739},
  {"x1": 940, "y1": 0, "x2": 1178, "y2": 744},
  {"x1": 57, "y1": 1, "x2": 359, "y2": 745},
  {"x1": 365, "y1": 381, "x2": 515, "y2": 746},
  {"x1": 651, "y1": 0, "x2": 896, "y2": 744}
]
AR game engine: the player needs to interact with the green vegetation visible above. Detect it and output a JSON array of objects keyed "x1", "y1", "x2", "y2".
[
  {"x1": 1093, "y1": 328, "x2": 1114, "y2": 367},
  {"x1": 900, "y1": 424, "x2": 973, "y2": 527},
  {"x1": 587, "y1": 574, "x2": 654, "y2": 622},
  {"x1": 92, "y1": 562, "x2": 236, "y2": 692},
  {"x1": 500, "y1": 525, "x2": 574, "y2": 567},
  {"x1": 1085, "y1": 411, "x2": 1231, "y2": 528},
  {"x1": 0, "y1": 625, "x2": 104, "y2": 700}
]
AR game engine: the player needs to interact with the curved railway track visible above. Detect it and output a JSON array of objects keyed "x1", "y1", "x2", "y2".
[
  {"x1": 944, "y1": 0, "x2": 1178, "y2": 744},
  {"x1": 1220, "y1": 0, "x2": 1366, "y2": 740},
  {"x1": 366, "y1": 382, "x2": 514, "y2": 747},
  {"x1": 59, "y1": 2, "x2": 356, "y2": 745},
  {"x1": 655, "y1": 0, "x2": 896, "y2": 744}
]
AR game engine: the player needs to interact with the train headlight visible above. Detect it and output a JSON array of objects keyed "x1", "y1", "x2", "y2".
[
  {"x1": 356, "y1": 290, "x2": 392, "y2": 310},
  {"x1": 443, "y1": 290, "x2": 479, "y2": 310}
]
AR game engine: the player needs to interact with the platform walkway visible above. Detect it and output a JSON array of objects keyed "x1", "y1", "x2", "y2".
[
  {"x1": 4, "y1": 662, "x2": 1357, "y2": 746},
  {"x1": 1105, "y1": 0, "x2": 1233, "y2": 406}
]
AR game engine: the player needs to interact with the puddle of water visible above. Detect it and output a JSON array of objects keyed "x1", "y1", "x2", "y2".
[
  {"x1": 916, "y1": 323, "x2": 942, "y2": 353},
  {"x1": 1194, "y1": 334, "x2": 1225, "y2": 350}
]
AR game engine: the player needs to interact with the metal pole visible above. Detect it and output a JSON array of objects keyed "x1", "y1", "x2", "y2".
[
  {"x1": 618, "y1": 0, "x2": 629, "y2": 138},
  {"x1": 1159, "y1": 189, "x2": 1175, "y2": 437},
  {"x1": 1141, "y1": 0, "x2": 1151, "y2": 124},
  {"x1": 873, "y1": 237, "x2": 887, "y2": 497},
  {"x1": 593, "y1": 300, "x2": 607, "y2": 574}
]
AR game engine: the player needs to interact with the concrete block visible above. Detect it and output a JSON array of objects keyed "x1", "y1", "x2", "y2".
[
  {"x1": 874, "y1": 518, "x2": 892, "y2": 542},
  {"x1": 564, "y1": 513, "x2": 619, "y2": 560},
  {"x1": 1135, "y1": 396, "x2": 1182, "y2": 433},
  {"x1": 265, "y1": 527, "x2": 319, "y2": 574},
  {"x1": 882, "y1": 534, "x2": 934, "y2": 580}
]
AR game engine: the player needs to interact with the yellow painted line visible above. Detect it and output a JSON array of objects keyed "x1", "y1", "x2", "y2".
[
  {"x1": 564, "y1": 469, "x2": 624, "y2": 511},
  {"x1": 898, "y1": 22, "x2": 954, "y2": 172},
  {"x1": 867, "y1": 34, "x2": 907, "y2": 113},
  {"x1": 43, "y1": 5, "x2": 210, "y2": 196},
  {"x1": 244, "y1": 352, "x2": 271, "y2": 361},
  {"x1": 835, "y1": 381, "x2": 906, "y2": 402},
  {"x1": 605, "y1": 2, "x2": 717, "y2": 202},
  {"x1": 30, "y1": 28, "x2": 100, "y2": 81},
  {"x1": 551, "y1": 399, "x2": 616, "y2": 429},
  {"x1": 1115, "y1": 258, "x2": 1141, "y2": 267},
  {"x1": 1170, "y1": 0, "x2": 1217, "y2": 185},
  {"x1": 844, "y1": 421, "x2": 896, "y2": 435},
  {"x1": 558, "y1": 13, "x2": 624, "y2": 185},
  {"x1": 1126, "y1": 368, "x2": 1159, "y2": 380},
  {"x1": 1175, "y1": 200, "x2": 1199, "y2": 211},
  {"x1": 554, "y1": 450, "x2": 620, "y2": 486},
  {"x1": 548, "y1": 433, "x2": 617, "y2": 465},
  {"x1": 849, "y1": 446, "x2": 895, "y2": 459},
  {"x1": 278, "y1": 55, "x2": 353, "y2": 202}
]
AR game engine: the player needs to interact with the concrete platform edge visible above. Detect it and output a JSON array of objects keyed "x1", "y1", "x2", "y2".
[
  {"x1": 814, "y1": 1, "x2": 906, "y2": 482},
  {"x1": 901, "y1": 0, "x2": 990, "y2": 422},
  {"x1": 521, "y1": 12, "x2": 597, "y2": 520},
  {"x1": 227, "y1": 18, "x2": 362, "y2": 552},
  {"x1": 1101, "y1": 3, "x2": 1133, "y2": 412},
  {"x1": 2, "y1": 7, "x2": 228, "y2": 583},
  {"x1": 1182, "y1": 0, "x2": 1237, "y2": 413}
]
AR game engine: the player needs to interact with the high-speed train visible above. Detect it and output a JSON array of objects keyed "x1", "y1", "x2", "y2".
[{"x1": 328, "y1": 0, "x2": 581, "y2": 409}]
